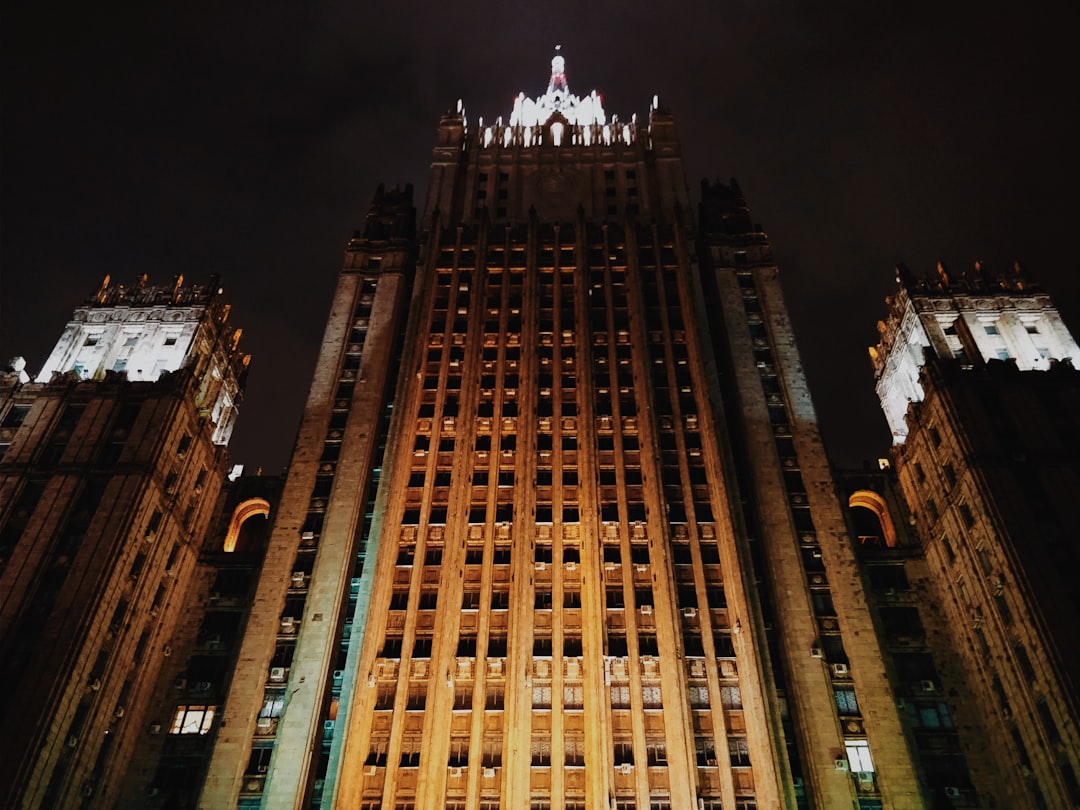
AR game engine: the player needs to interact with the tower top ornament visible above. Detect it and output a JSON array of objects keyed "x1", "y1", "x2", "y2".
[{"x1": 509, "y1": 47, "x2": 607, "y2": 128}]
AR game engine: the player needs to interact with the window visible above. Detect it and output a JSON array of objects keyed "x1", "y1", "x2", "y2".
[
  {"x1": 983, "y1": 324, "x2": 999, "y2": 335},
  {"x1": 531, "y1": 737, "x2": 551, "y2": 766},
  {"x1": 647, "y1": 742, "x2": 667, "y2": 765},
  {"x1": 845, "y1": 740, "x2": 874, "y2": 773},
  {"x1": 909, "y1": 701, "x2": 953, "y2": 729},
  {"x1": 1, "y1": 405, "x2": 30, "y2": 429},
  {"x1": 728, "y1": 737, "x2": 750, "y2": 766},
  {"x1": 720, "y1": 685, "x2": 742, "y2": 709},
  {"x1": 170, "y1": 705, "x2": 216, "y2": 734},
  {"x1": 834, "y1": 687, "x2": 859, "y2": 716},
  {"x1": 260, "y1": 696, "x2": 285, "y2": 719},
  {"x1": 565, "y1": 736, "x2": 586, "y2": 767}
]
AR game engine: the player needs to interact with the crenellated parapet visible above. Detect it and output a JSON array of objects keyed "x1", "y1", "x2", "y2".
[
  {"x1": 32, "y1": 276, "x2": 248, "y2": 445},
  {"x1": 870, "y1": 260, "x2": 1079, "y2": 443}
]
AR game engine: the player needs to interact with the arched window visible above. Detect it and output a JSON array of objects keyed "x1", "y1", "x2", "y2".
[
  {"x1": 848, "y1": 490, "x2": 898, "y2": 548},
  {"x1": 223, "y1": 498, "x2": 270, "y2": 552}
]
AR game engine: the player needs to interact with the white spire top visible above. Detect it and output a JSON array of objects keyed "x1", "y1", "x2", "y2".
[{"x1": 509, "y1": 47, "x2": 607, "y2": 128}]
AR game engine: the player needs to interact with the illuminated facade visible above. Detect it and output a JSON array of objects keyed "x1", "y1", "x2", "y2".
[
  {"x1": 0, "y1": 277, "x2": 248, "y2": 807},
  {"x1": 871, "y1": 263, "x2": 1080, "y2": 808},
  {"x1": 199, "y1": 55, "x2": 930, "y2": 810}
]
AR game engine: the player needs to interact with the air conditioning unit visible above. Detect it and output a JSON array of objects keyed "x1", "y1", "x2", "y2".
[
  {"x1": 810, "y1": 645, "x2": 824, "y2": 659},
  {"x1": 280, "y1": 616, "x2": 296, "y2": 633},
  {"x1": 565, "y1": 562, "x2": 578, "y2": 571},
  {"x1": 82, "y1": 784, "x2": 94, "y2": 797},
  {"x1": 831, "y1": 663, "x2": 849, "y2": 678},
  {"x1": 256, "y1": 717, "x2": 273, "y2": 731},
  {"x1": 639, "y1": 605, "x2": 653, "y2": 615},
  {"x1": 301, "y1": 531, "x2": 315, "y2": 542},
  {"x1": 944, "y1": 787, "x2": 961, "y2": 799},
  {"x1": 483, "y1": 767, "x2": 496, "y2": 778},
  {"x1": 67, "y1": 735, "x2": 79, "y2": 748},
  {"x1": 683, "y1": 608, "x2": 698, "y2": 618},
  {"x1": 291, "y1": 571, "x2": 306, "y2": 587},
  {"x1": 635, "y1": 564, "x2": 648, "y2": 573},
  {"x1": 858, "y1": 771, "x2": 875, "y2": 785},
  {"x1": 114, "y1": 706, "x2": 125, "y2": 719},
  {"x1": 535, "y1": 561, "x2": 547, "y2": 570},
  {"x1": 834, "y1": 758, "x2": 849, "y2": 772},
  {"x1": 149, "y1": 722, "x2": 162, "y2": 735},
  {"x1": 88, "y1": 678, "x2": 101, "y2": 691},
  {"x1": 920, "y1": 680, "x2": 937, "y2": 693},
  {"x1": 174, "y1": 678, "x2": 187, "y2": 691},
  {"x1": 448, "y1": 767, "x2": 464, "y2": 778},
  {"x1": 333, "y1": 670, "x2": 344, "y2": 687},
  {"x1": 619, "y1": 763, "x2": 634, "y2": 775},
  {"x1": 270, "y1": 667, "x2": 286, "y2": 682}
]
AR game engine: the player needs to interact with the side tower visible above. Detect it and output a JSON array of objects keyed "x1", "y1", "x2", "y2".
[
  {"x1": 0, "y1": 277, "x2": 247, "y2": 807},
  {"x1": 696, "y1": 180, "x2": 922, "y2": 807},
  {"x1": 871, "y1": 262, "x2": 1080, "y2": 808},
  {"x1": 200, "y1": 185, "x2": 416, "y2": 808}
]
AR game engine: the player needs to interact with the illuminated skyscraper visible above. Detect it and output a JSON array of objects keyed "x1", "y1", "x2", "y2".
[
  {"x1": 871, "y1": 262, "x2": 1080, "y2": 808},
  {"x1": 0, "y1": 277, "x2": 247, "y2": 807},
  {"x1": 203, "y1": 54, "x2": 926, "y2": 809}
]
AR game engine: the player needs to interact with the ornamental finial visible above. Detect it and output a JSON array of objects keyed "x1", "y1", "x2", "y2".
[
  {"x1": 508, "y1": 47, "x2": 607, "y2": 128},
  {"x1": 548, "y1": 45, "x2": 568, "y2": 97}
]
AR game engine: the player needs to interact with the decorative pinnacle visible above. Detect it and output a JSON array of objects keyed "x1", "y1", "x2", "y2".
[{"x1": 548, "y1": 45, "x2": 568, "y2": 97}]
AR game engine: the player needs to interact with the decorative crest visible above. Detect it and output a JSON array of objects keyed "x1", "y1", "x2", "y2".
[{"x1": 509, "y1": 47, "x2": 607, "y2": 128}]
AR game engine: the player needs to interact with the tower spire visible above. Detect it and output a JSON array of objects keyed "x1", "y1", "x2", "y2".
[{"x1": 547, "y1": 44, "x2": 569, "y2": 97}]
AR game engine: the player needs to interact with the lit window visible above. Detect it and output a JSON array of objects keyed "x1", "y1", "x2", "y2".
[
  {"x1": 170, "y1": 705, "x2": 216, "y2": 734},
  {"x1": 845, "y1": 740, "x2": 874, "y2": 773},
  {"x1": 260, "y1": 697, "x2": 285, "y2": 718},
  {"x1": 834, "y1": 687, "x2": 859, "y2": 716}
]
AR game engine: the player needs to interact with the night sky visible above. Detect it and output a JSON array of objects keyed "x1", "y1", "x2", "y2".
[{"x1": 3, "y1": 3, "x2": 1077, "y2": 473}]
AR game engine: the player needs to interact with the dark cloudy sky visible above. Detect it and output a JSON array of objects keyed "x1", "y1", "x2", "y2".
[{"x1": 3, "y1": 2, "x2": 1077, "y2": 472}]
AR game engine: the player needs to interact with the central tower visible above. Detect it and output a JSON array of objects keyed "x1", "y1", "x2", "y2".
[{"x1": 206, "y1": 53, "x2": 923, "y2": 810}]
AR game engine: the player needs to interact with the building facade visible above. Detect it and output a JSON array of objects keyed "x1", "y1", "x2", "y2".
[
  {"x1": 871, "y1": 263, "x2": 1080, "y2": 808},
  {"x1": 201, "y1": 55, "x2": 927, "y2": 810},
  {"x1": 0, "y1": 277, "x2": 248, "y2": 807}
]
